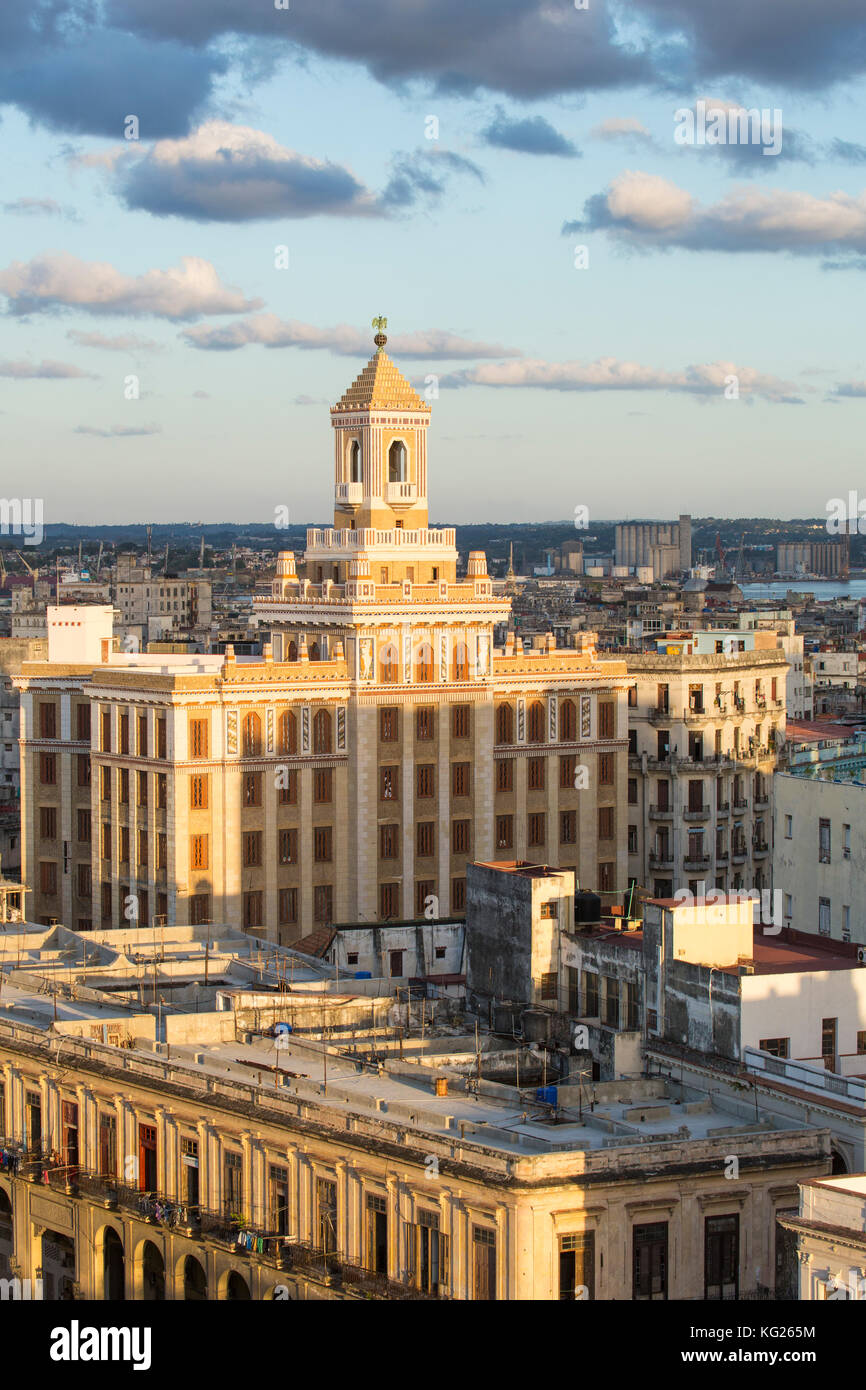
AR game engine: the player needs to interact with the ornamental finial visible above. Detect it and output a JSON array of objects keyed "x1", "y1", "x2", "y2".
[{"x1": 372, "y1": 315, "x2": 388, "y2": 351}]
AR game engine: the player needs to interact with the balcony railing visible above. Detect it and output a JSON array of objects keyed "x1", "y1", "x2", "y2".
[
  {"x1": 684, "y1": 854, "x2": 711, "y2": 870},
  {"x1": 647, "y1": 706, "x2": 671, "y2": 724},
  {"x1": 683, "y1": 806, "x2": 709, "y2": 821},
  {"x1": 649, "y1": 852, "x2": 674, "y2": 869},
  {"x1": 648, "y1": 805, "x2": 674, "y2": 820},
  {"x1": 384, "y1": 482, "x2": 417, "y2": 505},
  {"x1": 280, "y1": 1243, "x2": 441, "y2": 1299},
  {"x1": 335, "y1": 482, "x2": 363, "y2": 504}
]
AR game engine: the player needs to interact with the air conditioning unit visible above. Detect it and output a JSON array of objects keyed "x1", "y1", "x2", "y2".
[{"x1": 857, "y1": 948, "x2": 866, "y2": 964}]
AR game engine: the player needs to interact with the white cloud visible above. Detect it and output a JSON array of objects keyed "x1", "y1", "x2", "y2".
[
  {"x1": 0, "y1": 251, "x2": 263, "y2": 320},
  {"x1": 440, "y1": 356, "x2": 807, "y2": 403},
  {"x1": 0, "y1": 358, "x2": 96, "y2": 379},
  {"x1": 182, "y1": 315, "x2": 522, "y2": 359}
]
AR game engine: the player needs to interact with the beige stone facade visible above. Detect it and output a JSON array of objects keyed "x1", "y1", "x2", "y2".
[{"x1": 15, "y1": 341, "x2": 631, "y2": 938}]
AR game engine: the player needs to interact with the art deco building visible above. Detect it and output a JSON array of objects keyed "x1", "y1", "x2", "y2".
[{"x1": 15, "y1": 331, "x2": 631, "y2": 939}]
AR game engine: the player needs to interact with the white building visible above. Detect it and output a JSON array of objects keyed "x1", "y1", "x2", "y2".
[{"x1": 773, "y1": 770, "x2": 866, "y2": 944}]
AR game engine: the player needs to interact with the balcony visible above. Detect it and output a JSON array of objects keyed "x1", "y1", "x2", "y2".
[
  {"x1": 753, "y1": 843, "x2": 770, "y2": 859},
  {"x1": 647, "y1": 705, "x2": 672, "y2": 725},
  {"x1": 715, "y1": 800, "x2": 730, "y2": 817},
  {"x1": 384, "y1": 482, "x2": 418, "y2": 507},
  {"x1": 733, "y1": 797, "x2": 749, "y2": 812},
  {"x1": 684, "y1": 853, "x2": 711, "y2": 871},
  {"x1": 280, "y1": 1242, "x2": 439, "y2": 1299},
  {"x1": 648, "y1": 805, "x2": 674, "y2": 821},
  {"x1": 716, "y1": 851, "x2": 729, "y2": 865},
  {"x1": 683, "y1": 806, "x2": 710, "y2": 821},
  {"x1": 753, "y1": 795, "x2": 770, "y2": 810},
  {"x1": 731, "y1": 846, "x2": 748, "y2": 864},
  {"x1": 649, "y1": 851, "x2": 675, "y2": 870},
  {"x1": 336, "y1": 482, "x2": 363, "y2": 505},
  {"x1": 683, "y1": 705, "x2": 708, "y2": 724}
]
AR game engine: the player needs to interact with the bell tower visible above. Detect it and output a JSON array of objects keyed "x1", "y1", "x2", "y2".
[{"x1": 331, "y1": 317, "x2": 431, "y2": 532}]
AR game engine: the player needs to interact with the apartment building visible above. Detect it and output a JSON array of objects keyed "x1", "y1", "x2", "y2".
[
  {"x1": 15, "y1": 335, "x2": 630, "y2": 936},
  {"x1": 113, "y1": 554, "x2": 213, "y2": 645},
  {"x1": 774, "y1": 770, "x2": 866, "y2": 944},
  {"x1": 783, "y1": 1177, "x2": 866, "y2": 1300},
  {"x1": 626, "y1": 632, "x2": 788, "y2": 899},
  {"x1": 0, "y1": 922, "x2": 830, "y2": 1301}
]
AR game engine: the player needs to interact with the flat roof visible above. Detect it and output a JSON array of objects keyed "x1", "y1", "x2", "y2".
[{"x1": 786, "y1": 719, "x2": 863, "y2": 743}]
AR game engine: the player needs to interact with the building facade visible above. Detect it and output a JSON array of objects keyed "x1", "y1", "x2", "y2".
[
  {"x1": 626, "y1": 636, "x2": 788, "y2": 899},
  {"x1": 15, "y1": 337, "x2": 630, "y2": 937}
]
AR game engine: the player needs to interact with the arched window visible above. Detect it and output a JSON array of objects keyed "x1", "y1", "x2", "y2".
[
  {"x1": 415, "y1": 642, "x2": 434, "y2": 683},
  {"x1": 528, "y1": 701, "x2": 546, "y2": 744},
  {"x1": 560, "y1": 698, "x2": 577, "y2": 741},
  {"x1": 242, "y1": 712, "x2": 262, "y2": 756},
  {"x1": 495, "y1": 702, "x2": 514, "y2": 746},
  {"x1": 279, "y1": 710, "x2": 297, "y2": 755},
  {"x1": 380, "y1": 642, "x2": 399, "y2": 683},
  {"x1": 309, "y1": 641, "x2": 320, "y2": 662},
  {"x1": 313, "y1": 709, "x2": 332, "y2": 754},
  {"x1": 287, "y1": 640, "x2": 298, "y2": 662},
  {"x1": 388, "y1": 440, "x2": 407, "y2": 483},
  {"x1": 349, "y1": 440, "x2": 361, "y2": 483},
  {"x1": 453, "y1": 642, "x2": 469, "y2": 682}
]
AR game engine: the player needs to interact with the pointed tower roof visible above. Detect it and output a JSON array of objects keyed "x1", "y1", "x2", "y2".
[{"x1": 332, "y1": 348, "x2": 430, "y2": 413}]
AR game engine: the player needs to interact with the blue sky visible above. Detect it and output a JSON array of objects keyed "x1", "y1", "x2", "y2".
[{"x1": 2, "y1": 1, "x2": 866, "y2": 525}]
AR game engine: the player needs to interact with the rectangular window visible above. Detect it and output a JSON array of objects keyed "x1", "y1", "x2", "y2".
[
  {"x1": 819, "y1": 818, "x2": 831, "y2": 864},
  {"x1": 243, "y1": 772, "x2": 262, "y2": 807},
  {"x1": 628, "y1": 777, "x2": 638, "y2": 805},
  {"x1": 77, "y1": 753, "x2": 91, "y2": 786},
  {"x1": 818, "y1": 897, "x2": 831, "y2": 937},
  {"x1": 452, "y1": 819, "x2": 471, "y2": 854},
  {"x1": 278, "y1": 770, "x2": 297, "y2": 805},
  {"x1": 278, "y1": 887, "x2": 298, "y2": 926},
  {"x1": 416, "y1": 880, "x2": 435, "y2": 917},
  {"x1": 314, "y1": 827, "x2": 333, "y2": 862},
  {"x1": 417, "y1": 765, "x2": 435, "y2": 798},
  {"x1": 705, "y1": 1215, "x2": 739, "y2": 1301},
  {"x1": 559, "y1": 1233, "x2": 595, "y2": 1301},
  {"x1": 155, "y1": 718, "x2": 167, "y2": 759},
  {"x1": 416, "y1": 707, "x2": 434, "y2": 741},
  {"x1": 472, "y1": 1226, "x2": 496, "y2": 1301},
  {"x1": 583, "y1": 972, "x2": 599, "y2": 1016},
  {"x1": 181, "y1": 1137, "x2": 199, "y2": 1207},
  {"x1": 380, "y1": 708, "x2": 398, "y2": 742},
  {"x1": 843, "y1": 824, "x2": 851, "y2": 860},
  {"x1": 759, "y1": 1038, "x2": 790, "y2": 1058},
  {"x1": 76, "y1": 703, "x2": 91, "y2": 742},
  {"x1": 98, "y1": 1113, "x2": 117, "y2": 1179},
  {"x1": 156, "y1": 833, "x2": 167, "y2": 869},
  {"x1": 101, "y1": 823, "x2": 112, "y2": 862},
  {"x1": 598, "y1": 702, "x2": 615, "y2": 739},
  {"x1": 380, "y1": 883, "x2": 400, "y2": 919},
  {"x1": 39, "y1": 702, "x2": 57, "y2": 739},
  {"x1": 365, "y1": 1193, "x2": 388, "y2": 1274},
  {"x1": 452, "y1": 706, "x2": 470, "y2": 740},
  {"x1": 39, "y1": 860, "x2": 57, "y2": 896},
  {"x1": 40, "y1": 753, "x2": 57, "y2": 785},
  {"x1": 784, "y1": 814, "x2": 792, "y2": 839},
  {"x1": 191, "y1": 834, "x2": 209, "y2": 871},
  {"x1": 76, "y1": 863, "x2": 91, "y2": 899},
  {"x1": 598, "y1": 753, "x2": 614, "y2": 785},
  {"x1": 417, "y1": 821, "x2": 435, "y2": 857},
  {"x1": 496, "y1": 815, "x2": 513, "y2": 850},
  {"x1": 452, "y1": 761, "x2": 470, "y2": 797},
  {"x1": 380, "y1": 765, "x2": 398, "y2": 801},
  {"x1": 560, "y1": 755, "x2": 576, "y2": 789},
  {"x1": 269, "y1": 1165, "x2": 290, "y2": 1238},
  {"x1": 101, "y1": 709, "x2": 112, "y2": 752},
  {"x1": 496, "y1": 760, "x2": 513, "y2": 793},
  {"x1": 451, "y1": 877, "x2": 466, "y2": 912},
  {"x1": 137, "y1": 828, "x2": 148, "y2": 868},
  {"x1": 243, "y1": 830, "x2": 262, "y2": 867},
  {"x1": 100, "y1": 765, "x2": 112, "y2": 802},
  {"x1": 627, "y1": 824, "x2": 638, "y2": 855},
  {"x1": 278, "y1": 828, "x2": 297, "y2": 865},
  {"x1": 540, "y1": 971, "x2": 558, "y2": 1000},
  {"x1": 119, "y1": 826, "x2": 130, "y2": 863},
  {"x1": 822, "y1": 1017, "x2": 837, "y2": 1070},
  {"x1": 119, "y1": 768, "x2": 129, "y2": 805},
  {"x1": 633, "y1": 1222, "x2": 668, "y2": 1301},
  {"x1": 137, "y1": 770, "x2": 148, "y2": 807},
  {"x1": 223, "y1": 1151, "x2": 243, "y2": 1217},
  {"x1": 598, "y1": 806, "x2": 615, "y2": 840},
  {"x1": 189, "y1": 718, "x2": 209, "y2": 759},
  {"x1": 316, "y1": 1177, "x2": 338, "y2": 1254},
  {"x1": 527, "y1": 757, "x2": 545, "y2": 791},
  {"x1": 190, "y1": 773, "x2": 209, "y2": 810},
  {"x1": 560, "y1": 810, "x2": 576, "y2": 845},
  {"x1": 243, "y1": 891, "x2": 263, "y2": 928},
  {"x1": 528, "y1": 812, "x2": 545, "y2": 847},
  {"x1": 118, "y1": 712, "x2": 130, "y2": 755},
  {"x1": 314, "y1": 768, "x2": 333, "y2": 804},
  {"x1": 380, "y1": 824, "x2": 399, "y2": 859},
  {"x1": 409, "y1": 1210, "x2": 449, "y2": 1294},
  {"x1": 39, "y1": 805, "x2": 57, "y2": 840},
  {"x1": 313, "y1": 884, "x2": 333, "y2": 923}
]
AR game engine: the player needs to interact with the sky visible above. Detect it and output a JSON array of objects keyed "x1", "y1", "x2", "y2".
[{"x1": 2, "y1": 0, "x2": 866, "y2": 527}]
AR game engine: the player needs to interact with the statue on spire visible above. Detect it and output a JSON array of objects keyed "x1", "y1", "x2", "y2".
[{"x1": 372, "y1": 315, "x2": 388, "y2": 352}]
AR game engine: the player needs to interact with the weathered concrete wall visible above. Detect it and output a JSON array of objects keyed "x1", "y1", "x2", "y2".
[{"x1": 466, "y1": 862, "x2": 534, "y2": 1002}]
